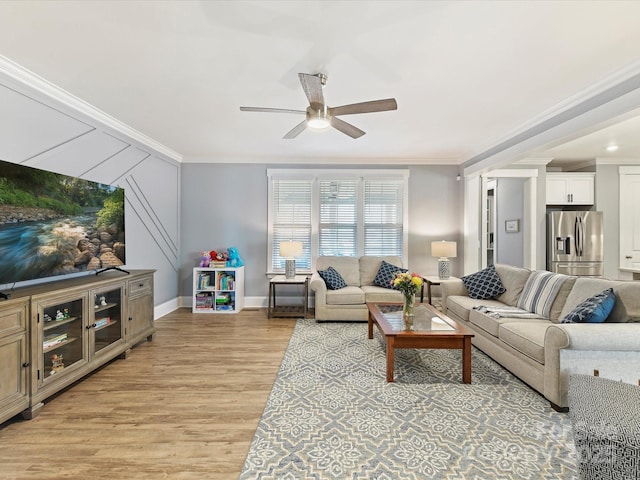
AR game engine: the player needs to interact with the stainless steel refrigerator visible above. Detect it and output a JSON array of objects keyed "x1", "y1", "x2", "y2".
[{"x1": 547, "y1": 211, "x2": 603, "y2": 276}]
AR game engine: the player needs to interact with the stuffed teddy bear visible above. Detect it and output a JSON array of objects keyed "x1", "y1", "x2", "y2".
[{"x1": 227, "y1": 247, "x2": 244, "y2": 267}]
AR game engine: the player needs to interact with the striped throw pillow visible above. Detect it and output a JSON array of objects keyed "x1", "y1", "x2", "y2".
[{"x1": 517, "y1": 271, "x2": 568, "y2": 318}]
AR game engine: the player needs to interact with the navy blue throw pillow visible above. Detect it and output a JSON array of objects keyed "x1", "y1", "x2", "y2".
[
  {"x1": 318, "y1": 266, "x2": 347, "y2": 290},
  {"x1": 373, "y1": 260, "x2": 408, "y2": 289},
  {"x1": 561, "y1": 288, "x2": 616, "y2": 324},
  {"x1": 461, "y1": 264, "x2": 506, "y2": 300}
]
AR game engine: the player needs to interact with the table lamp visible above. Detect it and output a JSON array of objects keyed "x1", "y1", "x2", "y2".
[
  {"x1": 280, "y1": 241, "x2": 303, "y2": 279},
  {"x1": 431, "y1": 240, "x2": 457, "y2": 280}
]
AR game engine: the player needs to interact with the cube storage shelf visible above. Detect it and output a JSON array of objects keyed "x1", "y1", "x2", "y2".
[{"x1": 193, "y1": 266, "x2": 244, "y2": 313}]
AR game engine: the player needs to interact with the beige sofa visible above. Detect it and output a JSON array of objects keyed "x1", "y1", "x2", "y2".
[
  {"x1": 441, "y1": 264, "x2": 640, "y2": 409},
  {"x1": 310, "y1": 256, "x2": 405, "y2": 321}
]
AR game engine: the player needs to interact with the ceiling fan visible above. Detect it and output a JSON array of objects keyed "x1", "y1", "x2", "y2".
[{"x1": 240, "y1": 73, "x2": 397, "y2": 139}]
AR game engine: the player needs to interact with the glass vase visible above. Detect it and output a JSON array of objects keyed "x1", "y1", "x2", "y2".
[{"x1": 402, "y1": 292, "x2": 415, "y2": 331}]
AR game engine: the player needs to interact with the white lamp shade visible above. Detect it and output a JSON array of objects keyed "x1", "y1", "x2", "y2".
[
  {"x1": 280, "y1": 241, "x2": 303, "y2": 258},
  {"x1": 431, "y1": 241, "x2": 457, "y2": 258}
]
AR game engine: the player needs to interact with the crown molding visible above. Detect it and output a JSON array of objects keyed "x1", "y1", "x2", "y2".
[
  {"x1": 0, "y1": 55, "x2": 182, "y2": 162},
  {"x1": 514, "y1": 157, "x2": 554, "y2": 166},
  {"x1": 183, "y1": 154, "x2": 461, "y2": 165},
  {"x1": 595, "y1": 157, "x2": 640, "y2": 165},
  {"x1": 463, "y1": 59, "x2": 640, "y2": 176}
]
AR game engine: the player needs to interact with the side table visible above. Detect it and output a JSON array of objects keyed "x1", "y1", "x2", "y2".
[
  {"x1": 268, "y1": 275, "x2": 309, "y2": 319},
  {"x1": 420, "y1": 275, "x2": 458, "y2": 305}
]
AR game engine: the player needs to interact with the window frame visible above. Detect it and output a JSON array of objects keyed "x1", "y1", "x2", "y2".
[{"x1": 267, "y1": 169, "x2": 409, "y2": 274}]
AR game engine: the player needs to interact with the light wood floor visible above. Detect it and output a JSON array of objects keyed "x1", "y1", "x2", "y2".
[{"x1": 0, "y1": 308, "x2": 296, "y2": 480}]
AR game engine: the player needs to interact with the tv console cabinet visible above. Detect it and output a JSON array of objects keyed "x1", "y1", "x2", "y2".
[{"x1": 0, "y1": 269, "x2": 155, "y2": 424}]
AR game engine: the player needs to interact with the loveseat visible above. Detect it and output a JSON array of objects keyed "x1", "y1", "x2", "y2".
[
  {"x1": 310, "y1": 256, "x2": 405, "y2": 321},
  {"x1": 441, "y1": 263, "x2": 640, "y2": 409}
]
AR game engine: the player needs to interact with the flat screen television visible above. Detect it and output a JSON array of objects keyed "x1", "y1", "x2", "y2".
[{"x1": 0, "y1": 159, "x2": 125, "y2": 288}]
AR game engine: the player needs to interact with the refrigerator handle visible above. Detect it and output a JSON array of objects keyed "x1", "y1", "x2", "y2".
[{"x1": 577, "y1": 217, "x2": 584, "y2": 257}]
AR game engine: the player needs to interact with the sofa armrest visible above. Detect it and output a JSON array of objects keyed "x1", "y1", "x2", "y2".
[
  {"x1": 309, "y1": 272, "x2": 327, "y2": 307},
  {"x1": 439, "y1": 278, "x2": 467, "y2": 314},
  {"x1": 544, "y1": 323, "x2": 640, "y2": 407},
  {"x1": 546, "y1": 323, "x2": 640, "y2": 352}
]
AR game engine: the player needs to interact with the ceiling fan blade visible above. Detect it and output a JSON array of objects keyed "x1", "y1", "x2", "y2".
[
  {"x1": 298, "y1": 73, "x2": 325, "y2": 106},
  {"x1": 240, "y1": 107, "x2": 305, "y2": 115},
  {"x1": 330, "y1": 98, "x2": 397, "y2": 116},
  {"x1": 283, "y1": 120, "x2": 308, "y2": 139},
  {"x1": 331, "y1": 117, "x2": 365, "y2": 139}
]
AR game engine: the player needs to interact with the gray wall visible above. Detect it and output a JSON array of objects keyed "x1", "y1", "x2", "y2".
[
  {"x1": 0, "y1": 68, "x2": 181, "y2": 308},
  {"x1": 180, "y1": 163, "x2": 463, "y2": 304},
  {"x1": 495, "y1": 178, "x2": 525, "y2": 267}
]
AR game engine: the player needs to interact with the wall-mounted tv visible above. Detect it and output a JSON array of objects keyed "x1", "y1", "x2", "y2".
[{"x1": 0, "y1": 159, "x2": 125, "y2": 287}]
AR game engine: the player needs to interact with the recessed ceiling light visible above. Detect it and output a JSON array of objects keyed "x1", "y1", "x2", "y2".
[{"x1": 606, "y1": 144, "x2": 619, "y2": 152}]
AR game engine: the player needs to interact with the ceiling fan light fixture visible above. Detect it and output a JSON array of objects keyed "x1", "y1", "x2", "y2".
[{"x1": 306, "y1": 107, "x2": 331, "y2": 129}]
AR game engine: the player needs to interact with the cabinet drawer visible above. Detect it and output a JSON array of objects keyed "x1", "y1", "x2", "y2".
[
  {"x1": 128, "y1": 276, "x2": 153, "y2": 297},
  {"x1": 0, "y1": 303, "x2": 27, "y2": 337}
]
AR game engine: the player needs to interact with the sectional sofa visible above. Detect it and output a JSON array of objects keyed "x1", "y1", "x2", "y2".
[
  {"x1": 310, "y1": 256, "x2": 405, "y2": 321},
  {"x1": 441, "y1": 263, "x2": 640, "y2": 409}
]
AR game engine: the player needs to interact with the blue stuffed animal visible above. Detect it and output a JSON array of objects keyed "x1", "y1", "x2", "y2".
[{"x1": 227, "y1": 247, "x2": 244, "y2": 267}]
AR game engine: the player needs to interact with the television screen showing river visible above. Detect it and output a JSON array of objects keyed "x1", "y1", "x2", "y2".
[{"x1": 0, "y1": 160, "x2": 125, "y2": 286}]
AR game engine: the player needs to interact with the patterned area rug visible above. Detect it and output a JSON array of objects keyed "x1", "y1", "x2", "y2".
[{"x1": 240, "y1": 319, "x2": 576, "y2": 479}]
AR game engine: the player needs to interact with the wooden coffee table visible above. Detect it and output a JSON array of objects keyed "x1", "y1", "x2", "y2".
[{"x1": 367, "y1": 302, "x2": 474, "y2": 383}]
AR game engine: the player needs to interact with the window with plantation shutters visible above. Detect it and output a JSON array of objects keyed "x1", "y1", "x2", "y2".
[
  {"x1": 318, "y1": 179, "x2": 357, "y2": 257},
  {"x1": 268, "y1": 169, "x2": 409, "y2": 273},
  {"x1": 363, "y1": 179, "x2": 404, "y2": 256},
  {"x1": 271, "y1": 179, "x2": 312, "y2": 271}
]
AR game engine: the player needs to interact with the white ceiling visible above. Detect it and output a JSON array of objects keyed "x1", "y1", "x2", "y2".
[{"x1": 1, "y1": 0, "x2": 640, "y2": 165}]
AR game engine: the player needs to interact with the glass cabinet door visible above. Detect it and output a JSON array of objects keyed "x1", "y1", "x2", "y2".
[
  {"x1": 41, "y1": 297, "x2": 85, "y2": 381},
  {"x1": 90, "y1": 287, "x2": 124, "y2": 356}
]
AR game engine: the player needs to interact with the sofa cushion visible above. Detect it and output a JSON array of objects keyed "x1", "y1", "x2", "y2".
[
  {"x1": 446, "y1": 295, "x2": 505, "y2": 322},
  {"x1": 316, "y1": 256, "x2": 360, "y2": 286},
  {"x1": 560, "y1": 277, "x2": 640, "y2": 323},
  {"x1": 498, "y1": 322, "x2": 551, "y2": 364},
  {"x1": 494, "y1": 264, "x2": 531, "y2": 306},
  {"x1": 325, "y1": 286, "x2": 365, "y2": 305},
  {"x1": 360, "y1": 256, "x2": 403, "y2": 286},
  {"x1": 548, "y1": 276, "x2": 577, "y2": 323},
  {"x1": 317, "y1": 266, "x2": 347, "y2": 290},
  {"x1": 517, "y1": 271, "x2": 568, "y2": 318},
  {"x1": 561, "y1": 288, "x2": 616, "y2": 324},
  {"x1": 362, "y1": 285, "x2": 404, "y2": 303},
  {"x1": 373, "y1": 260, "x2": 407, "y2": 289},
  {"x1": 461, "y1": 265, "x2": 506, "y2": 299},
  {"x1": 469, "y1": 307, "x2": 548, "y2": 338}
]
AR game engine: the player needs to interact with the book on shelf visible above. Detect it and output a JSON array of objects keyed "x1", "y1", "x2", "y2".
[
  {"x1": 217, "y1": 273, "x2": 235, "y2": 291},
  {"x1": 43, "y1": 332, "x2": 68, "y2": 349},
  {"x1": 195, "y1": 292, "x2": 213, "y2": 308},
  {"x1": 94, "y1": 317, "x2": 111, "y2": 328},
  {"x1": 197, "y1": 273, "x2": 212, "y2": 290}
]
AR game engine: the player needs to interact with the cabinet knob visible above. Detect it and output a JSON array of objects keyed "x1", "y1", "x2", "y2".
[
  {"x1": 86, "y1": 324, "x2": 95, "y2": 330},
  {"x1": 22, "y1": 362, "x2": 30, "y2": 368},
  {"x1": 626, "y1": 255, "x2": 633, "y2": 259},
  {"x1": 129, "y1": 316, "x2": 133, "y2": 321}
]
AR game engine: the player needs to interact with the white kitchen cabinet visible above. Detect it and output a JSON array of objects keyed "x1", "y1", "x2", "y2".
[{"x1": 546, "y1": 172, "x2": 595, "y2": 205}]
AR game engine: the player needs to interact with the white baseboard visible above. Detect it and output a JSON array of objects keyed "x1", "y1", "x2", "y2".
[{"x1": 176, "y1": 295, "x2": 314, "y2": 310}]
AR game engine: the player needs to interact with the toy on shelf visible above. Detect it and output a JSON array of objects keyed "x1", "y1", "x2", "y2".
[
  {"x1": 199, "y1": 251, "x2": 211, "y2": 267},
  {"x1": 227, "y1": 247, "x2": 244, "y2": 267}
]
